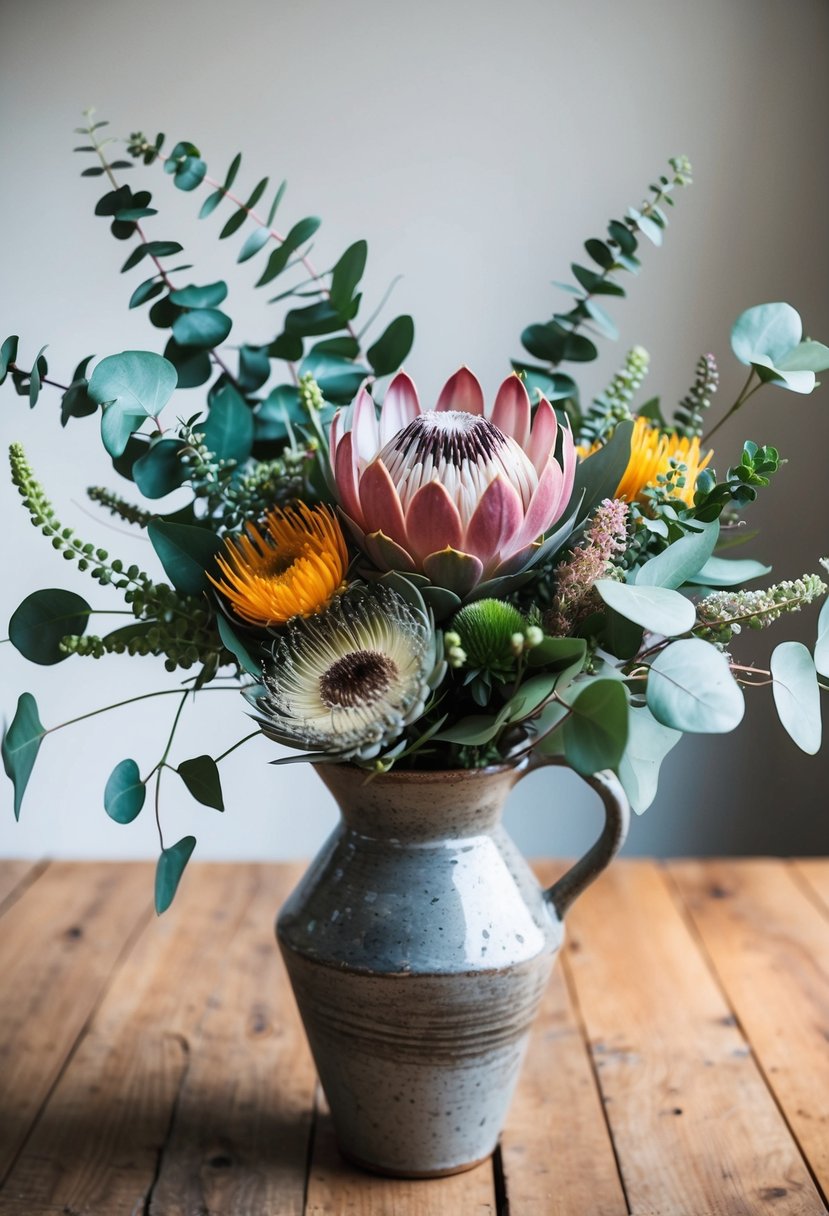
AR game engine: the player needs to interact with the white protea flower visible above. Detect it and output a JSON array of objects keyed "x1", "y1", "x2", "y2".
[{"x1": 248, "y1": 587, "x2": 444, "y2": 762}]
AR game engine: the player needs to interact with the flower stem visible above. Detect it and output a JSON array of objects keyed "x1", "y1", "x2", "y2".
[
  {"x1": 702, "y1": 369, "x2": 759, "y2": 444},
  {"x1": 44, "y1": 685, "x2": 235, "y2": 736},
  {"x1": 214, "y1": 729, "x2": 260, "y2": 763}
]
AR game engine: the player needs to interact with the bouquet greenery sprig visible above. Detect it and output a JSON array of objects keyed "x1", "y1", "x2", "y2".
[{"x1": 4, "y1": 115, "x2": 829, "y2": 911}]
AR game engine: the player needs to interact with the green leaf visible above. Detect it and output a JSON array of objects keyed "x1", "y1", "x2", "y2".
[
  {"x1": 219, "y1": 208, "x2": 249, "y2": 240},
  {"x1": 815, "y1": 597, "x2": 829, "y2": 680},
  {"x1": 562, "y1": 678, "x2": 628, "y2": 776},
  {"x1": 617, "y1": 705, "x2": 682, "y2": 814},
  {"x1": 9, "y1": 589, "x2": 92, "y2": 665},
  {"x1": 567, "y1": 419, "x2": 633, "y2": 522},
  {"x1": 245, "y1": 177, "x2": 269, "y2": 210},
  {"x1": 163, "y1": 338, "x2": 212, "y2": 389},
  {"x1": 104, "y1": 758, "x2": 146, "y2": 823},
  {"x1": 199, "y1": 189, "x2": 224, "y2": 219},
  {"x1": 635, "y1": 520, "x2": 720, "y2": 589},
  {"x1": 778, "y1": 339, "x2": 829, "y2": 373},
  {"x1": 237, "y1": 226, "x2": 271, "y2": 263},
  {"x1": 129, "y1": 277, "x2": 164, "y2": 309},
  {"x1": 89, "y1": 351, "x2": 178, "y2": 458},
  {"x1": 770, "y1": 641, "x2": 821, "y2": 754},
  {"x1": 177, "y1": 755, "x2": 224, "y2": 811},
  {"x1": 216, "y1": 613, "x2": 262, "y2": 677},
  {"x1": 238, "y1": 345, "x2": 271, "y2": 392},
  {"x1": 366, "y1": 314, "x2": 414, "y2": 376},
  {"x1": 169, "y1": 281, "x2": 228, "y2": 308},
  {"x1": 647, "y1": 638, "x2": 744, "y2": 733},
  {"x1": 731, "y1": 302, "x2": 802, "y2": 367},
  {"x1": 174, "y1": 156, "x2": 206, "y2": 192},
  {"x1": 133, "y1": 437, "x2": 187, "y2": 498},
  {"x1": 60, "y1": 366, "x2": 97, "y2": 426},
  {"x1": 224, "y1": 152, "x2": 242, "y2": 190},
  {"x1": 148, "y1": 520, "x2": 222, "y2": 595},
  {"x1": 0, "y1": 335, "x2": 19, "y2": 382},
  {"x1": 432, "y1": 715, "x2": 501, "y2": 746},
  {"x1": 28, "y1": 345, "x2": 48, "y2": 407},
  {"x1": 202, "y1": 384, "x2": 254, "y2": 463},
  {"x1": 256, "y1": 216, "x2": 321, "y2": 287},
  {"x1": 330, "y1": 240, "x2": 368, "y2": 312},
  {"x1": 171, "y1": 308, "x2": 232, "y2": 349},
  {"x1": 526, "y1": 636, "x2": 587, "y2": 670},
  {"x1": 584, "y1": 239, "x2": 615, "y2": 270},
  {"x1": 2, "y1": 693, "x2": 46, "y2": 820},
  {"x1": 299, "y1": 351, "x2": 368, "y2": 404},
  {"x1": 155, "y1": 835, "x2": 197, "y2": 914},
  {"x1": 686, "y1": 556, "x2": 772, "y2": 588},
  {"x1": 284, "y1": 299, "x2": 354, "y2": 337},
  {"x1": 266, "y1": 179, "x2": 287, "y2": 226},
  {"x1": 596, "y1": 580, "x2": 695, "y2": 636}
]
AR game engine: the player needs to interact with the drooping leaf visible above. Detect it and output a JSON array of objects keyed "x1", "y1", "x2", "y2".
[
  {"x1": 148, "y1": 520, "x2": 222, "y2": 595},
  {"x1": 0, "y1": 335, "x2": 19, "y2": 383},
  {"x1": 647, "y1": 638, "x2": 745, "y2": 733},
  {"x1": 177, "y1": 755, "x2": 224, "y2": 811},
  {"x1": 104, "y1": 758, "x2": 146, "y2": 823},
  {"x1": 366, "y1": 315, "x2": 414, "y2": 376},
  {"x1": 617, "y1": 705, "x2": 682, "y2": 814},
  {"x1": 770, "y1": 641, "x2": 822, "y2": 754},
  {"x1": 202, "y1": 385, "x2": 254, "y2": 464},
  {"x1": 562, "y1": 678, "x2": 628, "y2": 776},
  {"x1": 155, "y1": 835, "x2": 197, "y2": 914},
  {"x1": 2, "y1": 693, "x2": 46, "y2": 820},
  {"x1": 9, "y1": 589, "x2": 92, "y2": 665},
  {"x1": 133, "y1": 437, "x2": 187, "y2": 498},
  {"x1": 171, "y1": 308, "x2": 232, "y2": 349},
  {"x1": 256, "y1": 216, "x2": 321, "y2": 287},
  {"x1": 330, "y1": 240, "x2": 368, "y2": 312},
  {"x1": 216, "y1": 613, "x2": 263, "y2": 677}
]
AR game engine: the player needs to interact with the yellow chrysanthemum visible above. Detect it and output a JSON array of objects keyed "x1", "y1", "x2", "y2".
[
  {"x1": 580, "y1": 416, "x2": 713, "y2": 507},
  {"x1": 210, "y1": 502, "x2": 348, "y2": 627}
]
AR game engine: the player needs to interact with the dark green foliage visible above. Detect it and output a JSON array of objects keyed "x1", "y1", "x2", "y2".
[
  {"x1": 177, "y1": 755, "x2": 224, "y2": 810},
  {"x1": 155, "y1": 835, "x2": 197, "y2": 914},
  {"x1": 9, "y1": 589, "x2": 92, "y2": 665},
  {"x1": 104, "y1": 759, "x2": 146, "y2": 823},
  {"x1": 2, "y1": 693, "x2": 46, "y2": 820}
]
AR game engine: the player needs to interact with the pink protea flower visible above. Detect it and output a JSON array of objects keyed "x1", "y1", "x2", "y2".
[{"x1": 329, "y1": 367, "x2": 577, "y2": 597}]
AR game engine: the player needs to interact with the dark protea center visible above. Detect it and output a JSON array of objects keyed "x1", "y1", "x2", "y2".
[
  {"x1": 319, "y1": 649, "x2": 399, "y2": 709},
  {"x1": 390, "y1": 410, "x2": 503, "y2": 466}
]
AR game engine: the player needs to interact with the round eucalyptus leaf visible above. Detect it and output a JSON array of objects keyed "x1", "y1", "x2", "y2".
[
  {"x1": 89, "y1": 351, "x2": 178, "y2": 458},
  {"x1": 595, "y1": 579, "x2": 696, "y2": 637},
  {"x1": 133, "y1": 438, "x2": 187, "y2": 498},
  {"x1": 770, "y1": 642, "x2": 822, "y2": 754},
  {"x1": 9, "y1": 589, "x2": 92, "y2": 665},
  {"x1": 169, "y1": 282, "x2": 228, "y2": 309},
  {"x1": 647, "y1": 639, "x2": 745, "y2": 733},
  {"x1": 104, "y1": 759, "x2": 146, "y2": 824},
  {"x1": 172, "y1": 308, "x2": 232, "y2": 349},
  {"x1": 731, "y1": 302, "x2": 801, "y2": 367},
  {"x1": 562, "y1": 677, "x2": 629, "y2": 777}
]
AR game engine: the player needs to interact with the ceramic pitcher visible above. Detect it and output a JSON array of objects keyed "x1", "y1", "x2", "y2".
[{"x1": 277, "y1": 755, "x2": 629, "y2": 1177}]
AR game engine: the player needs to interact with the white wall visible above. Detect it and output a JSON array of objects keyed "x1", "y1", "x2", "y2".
[{"x1": 2, "y1": 0, "x2": 828, "y2": 862}]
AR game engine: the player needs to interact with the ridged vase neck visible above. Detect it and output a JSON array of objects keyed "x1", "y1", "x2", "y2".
[{"x1": 314, "y1": 762, "x2": 526, "y2": 843}]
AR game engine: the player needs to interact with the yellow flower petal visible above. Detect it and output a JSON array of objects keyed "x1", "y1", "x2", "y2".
[{"x1": 580, "y1": 417, "x2": 713, "y2": 508}]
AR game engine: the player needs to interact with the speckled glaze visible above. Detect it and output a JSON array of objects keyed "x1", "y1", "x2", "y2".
[{"x1": 277, "y1": 757, "x2": 629, "y2": 1177}]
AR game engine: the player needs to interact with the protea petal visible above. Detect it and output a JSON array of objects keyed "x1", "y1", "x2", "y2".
[
  {"x1": 422, "y1": 548, "x2": 484, "y2": 598},
  {"x1": 491, "y1": 374, "x2": 531, "y2": 448},
  {"x1": 405, "y1": 481, "x2": 464, "y2": 563},
  {"x1": 558, "y1": 421, "x2": 577, "y2": 506},
  {"x1": 435, "y1": 367, "x2": 485, "y2": 415},
  {"x1": 357, "y1": 459, "x2": 409, "y2": 551},
  {"x1": 527, "y1": 396, "x2": 559, "y2": 475},
  {"x1": 363, "y1": 529, "x2": 418, "y2": 573},
  {"x1": 508, "y1": 459, "x2": 564, "y2": 554},
  {"x1": 351, "y1": 386, "x2": 380, "y2": 464},
  {"x1": 464, "y1": 476, "x2": 524, "y2": 562},
  {"x1": 379, "y1": 370, "x2": 421, "y2": 445},
  {"x1": 333, "y1": 431, "x2": 363, "y2": 524}
]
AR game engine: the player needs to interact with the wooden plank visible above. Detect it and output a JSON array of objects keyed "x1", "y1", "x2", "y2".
[
  {"x1": 148, "y1": 862, "x2": 317, "y2": 1216},
  {"x1": 793, "y1": 859, "x2": 829, "y2": 916},
  {"x1": 305, "y1": 1093, "x2": 496, "y2": 1215},
  {"x1": 0, "y1": 860, "x2": 44, "y2": 912},
  {"x1": 0, "y1": 861, "x2": 152, "y2": 1183},
  {"x1": 0, "y1": 863, "x2": 316, "y2": 1216},
  {"x1": 564, "y1": 860, "x2": 827, "y2": 1215},
  {"x1": 499, "y1": 861, "x2": 627, "y2": 1215},
  {"x1": 670, "y1": 859, "x2": 829, "y2": 1199}
]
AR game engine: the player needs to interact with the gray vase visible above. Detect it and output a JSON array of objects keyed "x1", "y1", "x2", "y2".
[{"x1": 277, "y1": 755, "x2": 629, "y2": 1178}]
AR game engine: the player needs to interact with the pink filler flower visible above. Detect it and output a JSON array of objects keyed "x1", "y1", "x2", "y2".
[{"x1": 329, "y1": 367, "x2": 576, "y2": 596}]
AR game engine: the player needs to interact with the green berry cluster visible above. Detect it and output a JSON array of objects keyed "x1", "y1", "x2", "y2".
[
  {"x1": 673, "y1": 353, "x2": 719, "y2": 439},
  {"x1": 579, "y1": 346, "x2": 650, "y2": 448},
  {"x1": 696, "y1": 571, "x2": 827, "y2": 644}
]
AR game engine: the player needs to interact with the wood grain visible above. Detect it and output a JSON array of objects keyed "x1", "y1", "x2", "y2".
[
  {"x1": 0, "y1": 861, "x2": 153, "y2": 1184},
  {"x1": 499, "y1": 861, "x2": 627, "y2": 1215},
  {"x1": 0, "y1": 860, "x2": 44, "y2": 911},
  {"x1": 148, "y1": 863, "x2": 317, "y2": 1216},
  {"x1": 305, "y1": 1093, "x2": 496, "y2": 1215},
  {"x1": 670, "y1": 859, "x2": 829, "y2": 1201},
  {"x1": 565, "y1": 860, "x2": 827, "y2": 1216},
  {"x1": 0, "y1": 863, "x2": 298, "y2": 1216},
  {"x1": 793, "y1": 859, "x2": 829, "y2": 917}
]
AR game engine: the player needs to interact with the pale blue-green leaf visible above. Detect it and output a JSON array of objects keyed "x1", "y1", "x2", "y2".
[
  {"x1": 635, "y1": 520, "x2": 719, "y2": 589},
  {"x1": 595, "y1": 580, "x2": 695, "y2": 636},
  {"x1": 686, "y1": 556, "x2": 772, "y2": 587},
  {"x1": 647, "y1": 638, "x2": 745, "y2": 733},
  {"x1": 731, "y1": 302, "x2": 801, "y2": 366},
  {"x1": 617, "y1": 705, "x2": 682, "y2": 814},
  {"x1": 777, "y1": 339, "x2": 829, "y2": 373},
  {"x1": 88, "y1": 350, "x2": 177, "y2": 416},
  {"x1": 815, "y1": 596, "x2": 829, "y2": 679},
  {"x1": 770, "y1": 641, "x2": 822, "y2": 754}
]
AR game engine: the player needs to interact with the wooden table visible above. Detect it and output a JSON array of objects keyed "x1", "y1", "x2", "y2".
[{"x1": 0, "y1": 859, "x2": 827, "y2": 1215}]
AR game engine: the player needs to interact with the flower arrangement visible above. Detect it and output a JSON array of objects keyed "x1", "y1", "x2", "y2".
[{"x1": 4, "y1": 117, "x2": 829, "y2": 911}]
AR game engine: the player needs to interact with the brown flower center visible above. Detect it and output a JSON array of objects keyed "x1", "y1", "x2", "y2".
[{"x1": 319, "y1": 649, "x2": 398, "y2": 709}]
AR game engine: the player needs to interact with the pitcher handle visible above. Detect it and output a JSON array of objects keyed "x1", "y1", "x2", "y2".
[{"x1": 519, "y1": 753, "x2": 630, "y2": 921}]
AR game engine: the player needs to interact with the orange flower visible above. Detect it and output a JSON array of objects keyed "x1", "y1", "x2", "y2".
[
  {"x1": 210, "y1": 503, "x2": 348, "y2": 627},
  {"x1": 581, "y1": 417, "x2": 713, "y2": 508}
]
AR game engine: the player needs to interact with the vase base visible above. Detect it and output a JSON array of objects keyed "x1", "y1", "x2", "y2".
[{"x1": 338, "y1": 1143, "x2": 492, "y2": 1180}]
